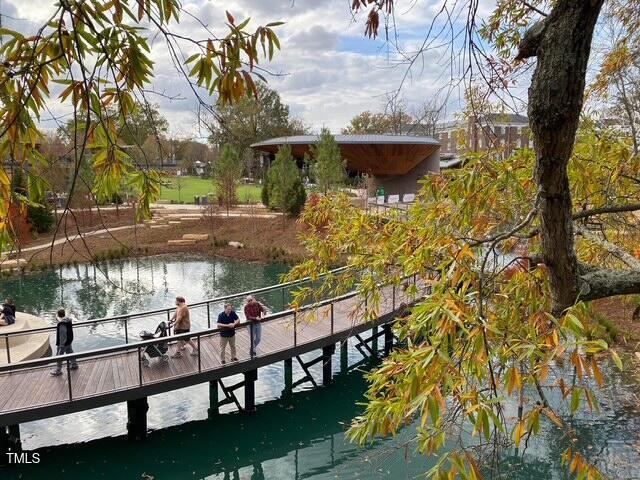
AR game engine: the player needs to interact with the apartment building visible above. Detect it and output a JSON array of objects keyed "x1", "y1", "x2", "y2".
[{"x1": 434, "y1": 113, "x2": 533, "y2": 158}]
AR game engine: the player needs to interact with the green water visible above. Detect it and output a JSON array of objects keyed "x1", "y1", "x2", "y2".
[{"x1": 1, "y1": 255, "x2": 640, "y2": 479}]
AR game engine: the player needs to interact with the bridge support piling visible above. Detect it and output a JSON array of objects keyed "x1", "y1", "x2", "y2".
[
  {"x1": 322, "y1": 344, "x2": 335, "y2": 386},
  {"x1": 383, "y1": 324, "x2": 394, "y2": 356},
  {"x1": 7, "y1": 424, "x2": 21, "y2": 451},
  {"x1": 208, "y1": 381, "x2": 219, "y2": 418},
  {"x1": 0, "y1": 427, "x2": 7, "y2": 464},
  {"x1": 127, "y1": 397, "x2": 149, "y2": 441},
  {"x1": 340, "y1": 340, "x2": 348, "y2": 373},
  {"x1": 244, "y1": 369, "x2": 258, "y2": 412},
  {"x1": 283, "y1": 358, "x2": 293, "y2": 399}
]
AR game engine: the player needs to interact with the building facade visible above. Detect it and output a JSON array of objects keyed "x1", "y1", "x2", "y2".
[
  {"x1": 434, "y1": 113, "x2": 533, "y2": 158},
  {"x1": 251, "y1": 134, "x2": 441, "y2": 197}
]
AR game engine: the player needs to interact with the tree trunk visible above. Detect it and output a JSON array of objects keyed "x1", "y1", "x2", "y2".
[{"x1": 528, "y1": 0, "x2": 605, "y2": 313}]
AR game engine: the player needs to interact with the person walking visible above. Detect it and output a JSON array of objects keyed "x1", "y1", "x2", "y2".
[
  {"x1": 169, "y1": 296, "x2": 198, "y2": 358},
  {"x1": 217, "y1": 303, "x2": 239, "y2": 364},
  {"x1": 244, "y1": 295, "x2": 266, "y2": 356},
  {"x1": 50, "y1": 308, "x2": 78, "y2": 376}
]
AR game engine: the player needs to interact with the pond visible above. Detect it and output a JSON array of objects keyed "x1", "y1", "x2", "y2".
[{"x1": 2, "y1": 255, "x2": 640, "y2": 479}]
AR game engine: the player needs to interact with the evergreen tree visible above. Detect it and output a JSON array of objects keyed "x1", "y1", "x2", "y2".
[
  {"x1": 265, "y1": 144, "x2": 306, "y2": 217},
  {"x1": 309, "y1": 128, "x2": 346, "y2": 194}
]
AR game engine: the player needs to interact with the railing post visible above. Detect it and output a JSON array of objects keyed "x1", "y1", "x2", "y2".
[
  {"x1": 250, "y1": 321, "x2": 255, "y2": 357},
  {"x1": 197, "y1": 335, "x2": 202, "y2": 373},
  {"x1": 330, "y1": 302, "x2": 334, "y2": 335},
  {"x1": 4, "y1": 335, "x2": 10, "y2": 364},
  {"x1": 364, "y1": 295, "x2": 368, "y2": 322},
  {"x1": 137, "y1": 346, "x2": 143, "y2": 386},
  {"x1": 282, "y1": 287, "x2": 286, "y2": 311},
  {"x1": 66, "y1": 358, "x2": 73, "y2": 401},
  {"x1": 207, "y1": 302, "x2": 211, "y2": 329},
  {"x1": 166, "y1": 309, "x2": 171, "y2": 324},
  {"x1": 124, "y1": 317, "x2": 129, "y2": 344},
  {"x1": 293, "y1": 311, "x2": 297, "y2": 347},
  {"x1": 392, "y1": 284, "x2": 396, "y2": 311}
]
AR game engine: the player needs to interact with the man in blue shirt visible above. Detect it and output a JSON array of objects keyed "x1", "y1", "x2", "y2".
[{"x1": 217, "y1": 303, "x2": 240, "y2": 364}]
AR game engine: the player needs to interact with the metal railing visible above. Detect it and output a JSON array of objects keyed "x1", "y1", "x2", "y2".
[
  {"x1": 1, "y1": 266, "x2": 350, "y2": 364},
  {"x1": 0, "y1": 286, "x2": 411, "y2": 413},
  {"x1": 0, "y1": 276, "x2": 421, "y2": 418},
  {"x1": 367, "y1": 202, "x2": 411, "y2": 221}
]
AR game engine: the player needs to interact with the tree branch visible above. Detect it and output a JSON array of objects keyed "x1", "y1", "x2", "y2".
[
  {"x1": 572, "y1": 203, "x2": 640, "y2": 221},
  {"x1": 514, "y1": 20, "x2": 547, "y2": 61},
  {"x1": 521, "y1": 1, "x2": 548, "y2": 18},
  {"x1": 579, "y1": 267, "x2": 640, "y2": 301},
  {"x1": 575, "y1": 227, "x2": 640, "y2": 270}
]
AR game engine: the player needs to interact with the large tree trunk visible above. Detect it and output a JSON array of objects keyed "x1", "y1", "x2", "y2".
[{"x1": 527, "y1": 0, "x2": 605, "y2": 313}]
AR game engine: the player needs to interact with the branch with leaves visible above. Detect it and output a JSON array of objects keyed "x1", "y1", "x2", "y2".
[{"x1": 0, "y1": 0, "x2": 282, "y2": 255}]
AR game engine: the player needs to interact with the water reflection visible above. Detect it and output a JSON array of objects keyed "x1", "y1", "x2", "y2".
[
  {"x1": 0, "y1": 254, "x2": 290, "y2": 351},
  {"x1": 6, "y1": 370, "x2": 432, "y2": 480},
  {"x1": 2, "y1": 255, "x2": 640, "y2": 479},
  {"x1": 7, "y1": 361, "x2": 640, "y2": 480}
]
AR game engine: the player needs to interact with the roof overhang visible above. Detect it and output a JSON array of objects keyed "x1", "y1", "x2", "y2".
[{"x1": 251, "y1": 135, "x2": 440, "y2": 176}]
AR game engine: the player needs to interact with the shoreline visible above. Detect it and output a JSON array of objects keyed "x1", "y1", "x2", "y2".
[{"x1": 1, "y1": 210, "x2": 308, "y2": 274}]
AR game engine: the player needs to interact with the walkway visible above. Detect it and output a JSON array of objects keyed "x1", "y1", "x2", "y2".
[{"x1": 0, "y1": 282, "x2": 413, "y2": 429}]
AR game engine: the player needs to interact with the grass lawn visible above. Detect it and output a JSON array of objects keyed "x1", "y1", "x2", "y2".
[{"x1": 159, "y1": 176, "x2": 262, "y2": 204}]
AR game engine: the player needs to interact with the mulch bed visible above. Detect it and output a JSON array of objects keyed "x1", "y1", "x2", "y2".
[{"x1": 19, "y1": 214, "x2": 307, "y2": 268}]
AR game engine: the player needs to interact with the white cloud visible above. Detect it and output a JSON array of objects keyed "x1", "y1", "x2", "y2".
[{"x1": 4, "y1": 0, "x2": 504, "y2": 136}]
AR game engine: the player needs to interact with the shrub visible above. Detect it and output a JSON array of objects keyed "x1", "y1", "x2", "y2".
[{"x1": 27, "y1": 205, "x2": 54, "y2": 233}]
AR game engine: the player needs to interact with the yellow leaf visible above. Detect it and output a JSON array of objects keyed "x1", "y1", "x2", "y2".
[
  {"x1": 591, "y1": 357, "x2": 604, "y2": 387},
  {"x1": 512, "y1": 420, "x2": 525, "y2": 447}
]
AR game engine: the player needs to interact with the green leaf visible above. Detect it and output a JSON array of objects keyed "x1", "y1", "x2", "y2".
[
  {"x1": 611, "y1": 350, "x2": 623, "y2": 370},
  {"x1": 236, "y1": 17, "x2": 251, "y2": 30},
  {"x1": 185, "y1": 53, "x2": 200, "y2": 64},
  {"x1": 570, "y1": 388, "x2": 581, "y2": 413}
]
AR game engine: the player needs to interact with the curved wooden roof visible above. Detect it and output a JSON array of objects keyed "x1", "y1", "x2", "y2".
[{"x1": 251, "y1": 135, "x2": 440, "y2": 176}]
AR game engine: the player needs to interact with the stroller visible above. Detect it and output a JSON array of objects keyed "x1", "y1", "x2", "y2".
[{"x1": 139, "y1": 321, "x2": 170, "y2": 367}]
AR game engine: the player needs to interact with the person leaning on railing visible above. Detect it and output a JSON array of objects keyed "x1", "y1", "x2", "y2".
[
  {"x1": 217, "y1": 303, "x2": 239, "y2": 364},
  {"x1": 244, "y1": 295, "x2": 266, "y2": 356}
]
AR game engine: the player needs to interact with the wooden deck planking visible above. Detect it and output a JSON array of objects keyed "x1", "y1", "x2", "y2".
[
  {"x1": 0, "y1": 370, "x2": 34, "y2": 411},
  {"x1": 82, "y1": 357, "x2": 109, "y2": 398},
  {"x1": 32, "y1": 366, "x2": 64, "y2": 407},
  {"x1": 0, "y1": 282, "x2": 423, "y2": 418},
  {"x1": 0, "y1": 371, "x2": 31, "y2": 410}
]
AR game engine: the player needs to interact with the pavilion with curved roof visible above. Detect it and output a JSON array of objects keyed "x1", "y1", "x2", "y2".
[{"x1": 251, "y1": 134, "x2": 441, "y2": 197}]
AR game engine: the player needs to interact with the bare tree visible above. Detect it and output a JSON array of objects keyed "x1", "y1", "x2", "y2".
[{"x1": 409, "y1": 96, "x2": 445, "y2": 136}]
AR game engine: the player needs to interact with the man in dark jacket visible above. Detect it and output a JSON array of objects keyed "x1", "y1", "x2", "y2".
[{"x1": 50, "y1": 308, "x2": 78, "y2": 376}]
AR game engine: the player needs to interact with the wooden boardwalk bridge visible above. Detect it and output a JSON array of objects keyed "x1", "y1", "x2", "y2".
[{"x1": 0, "y1": 273, "x2": 417, "y2": 453}]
